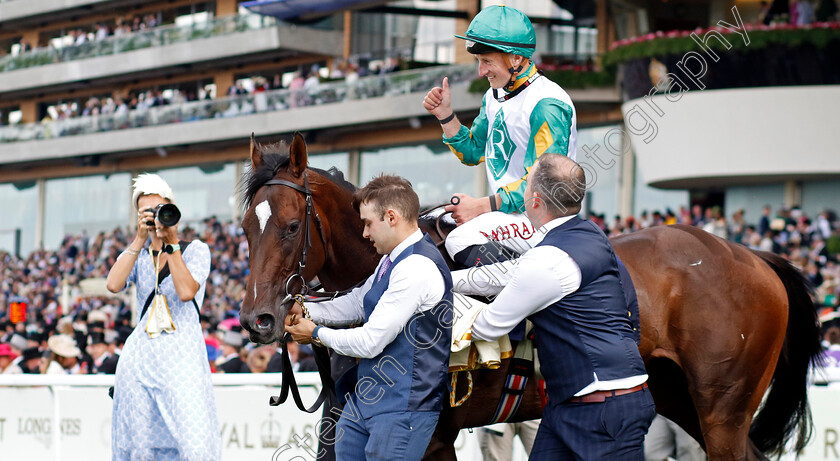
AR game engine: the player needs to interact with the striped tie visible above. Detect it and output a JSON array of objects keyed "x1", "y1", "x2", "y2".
[{"x1": 376, "y1": 257, "x2": 392, "y2": 282}]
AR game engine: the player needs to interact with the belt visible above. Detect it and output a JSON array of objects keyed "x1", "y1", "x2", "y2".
[{"x1": 564, "y1": 383, "x2": 648, "y2": 404}]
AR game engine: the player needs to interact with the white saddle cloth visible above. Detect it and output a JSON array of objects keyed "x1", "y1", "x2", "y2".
[{"x1": 449, "y1": 294, "x2": 512, "y2": 372}]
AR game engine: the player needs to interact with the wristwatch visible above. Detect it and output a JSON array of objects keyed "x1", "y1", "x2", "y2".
[
  {"x1": 311, "y1": 326, "x2": 325, "y2": 347},
  {"x1": 163, "y1": 243, "x2": 181, "y2": 254}
]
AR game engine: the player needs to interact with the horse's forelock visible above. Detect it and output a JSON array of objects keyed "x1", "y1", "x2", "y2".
[
  {"x1": 240, "y1": 150, "x2": 290, "y2": 211},
  {"x1": 239, "y1": 140, "x2": 356, "y2": 212}
]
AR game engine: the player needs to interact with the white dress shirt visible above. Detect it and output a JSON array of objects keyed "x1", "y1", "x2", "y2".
[
  {"x1": 464, "y1": 215, "x2": 647, "y2": 396},
  {"x1": 307, "y1": 229, "x2": 445, "y2": 359}
]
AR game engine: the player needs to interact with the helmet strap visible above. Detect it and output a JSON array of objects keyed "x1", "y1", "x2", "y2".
[{"x1": 503, "y1": 55, "x2": 524, "y2": 90}]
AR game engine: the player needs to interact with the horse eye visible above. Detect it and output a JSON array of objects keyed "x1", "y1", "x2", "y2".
[{"x1": 287, "y1": 222, "x2": 300, "y2": 234}]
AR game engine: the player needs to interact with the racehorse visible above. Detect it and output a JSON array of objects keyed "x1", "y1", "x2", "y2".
[{"x1": 239, "y1": 133, "x2": 822, "y2": 461}]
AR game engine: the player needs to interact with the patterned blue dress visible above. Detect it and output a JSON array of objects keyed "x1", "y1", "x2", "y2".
[{"x1": 111, "y1": 240, "x2": 221, "y2": 461}]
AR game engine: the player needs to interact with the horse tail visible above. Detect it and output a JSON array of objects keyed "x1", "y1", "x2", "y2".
[{"x1": 749, "y1": 250, "x2": 822, "y2": 455}]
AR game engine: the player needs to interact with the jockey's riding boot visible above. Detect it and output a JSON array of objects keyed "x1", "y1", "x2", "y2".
[{"x1": 453, "y1": 241, "x2": 519, "y2": 268}]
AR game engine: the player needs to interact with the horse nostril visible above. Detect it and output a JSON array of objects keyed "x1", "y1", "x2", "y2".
[{"x1": 255, "y1": 313, "x2": 275, "y2": 332}]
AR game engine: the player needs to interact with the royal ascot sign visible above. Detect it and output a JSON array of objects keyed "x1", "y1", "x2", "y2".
[{"x1": 0, "y1": 374, "x2": 486, "y2": 460}]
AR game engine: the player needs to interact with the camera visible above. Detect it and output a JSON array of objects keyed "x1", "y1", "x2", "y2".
[{"x1": 144, "y1": 203, "x2": 181, "y2": 227}]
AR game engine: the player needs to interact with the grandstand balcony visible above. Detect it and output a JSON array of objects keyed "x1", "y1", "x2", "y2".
[
  {"x1": 0, "y1": 64, "x2": 621, "y2": 174},
  {"x1": 0, "y1": 65, "x2": 478, "y2": 165},
  {"x1": 0, "y1": 0, "x2": 143, "y2": 26},
  {"x1": 609, "y1": 22, "x2": 840, "y2": 219},
  {"x1": 0, "y1": 14, "x2": 342, "y2": 97}
]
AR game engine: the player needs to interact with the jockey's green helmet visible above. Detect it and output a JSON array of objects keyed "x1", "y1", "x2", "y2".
[{"x1": 454, "y1": 5, "x2": 536, "y2": 58}]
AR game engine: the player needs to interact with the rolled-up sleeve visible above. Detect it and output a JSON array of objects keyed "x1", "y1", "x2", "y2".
[
  {"x1": 318, "y1": 255, "x2": 444, "y2": 358},
  {"x1": 471, "y1": 246, "x2": 581, "y2": 341}
]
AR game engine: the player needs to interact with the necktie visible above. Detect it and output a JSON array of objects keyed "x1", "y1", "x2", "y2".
[{"x1": 376, "y1": 256, "x2": 392, "y2": 282}]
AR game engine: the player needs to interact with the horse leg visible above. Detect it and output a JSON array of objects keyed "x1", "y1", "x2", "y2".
[
  {"x1": 682, "y1": 349, "x2": 778, "y2": 461},
  {"x1": 422, "y1": 409, "x2": 461, "y2": 461},
  {"x1": 422, "y1": 377, "x2": 469, "y2": 461},
  {"x1": 645, "y1": 356, "x2": 706, "y2": 451}
]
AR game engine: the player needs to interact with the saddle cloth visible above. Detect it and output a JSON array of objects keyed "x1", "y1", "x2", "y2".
[{"x1": 449, "y1": 294, "x2": 513, "y2": 372}]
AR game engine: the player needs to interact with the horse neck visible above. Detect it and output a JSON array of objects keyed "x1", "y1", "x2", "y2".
[{"x1": 311, "y1": 177, "x2": 379, "y2": 291}]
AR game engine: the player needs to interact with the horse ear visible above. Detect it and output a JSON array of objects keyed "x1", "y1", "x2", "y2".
[
  {"x1": 250, "y1": 132, "x2": 264, "y2": 171},
  {"x1": 289, "y1": 132, "x2": 308, "y2": 178}
]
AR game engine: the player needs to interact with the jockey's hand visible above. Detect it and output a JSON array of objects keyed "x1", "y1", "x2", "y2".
[
  {"x1": 445, "y1": 193, "x2": 492, "y2": 226},
  {"x1": 285, "y1": 317, "x2": 316, "y2": 345},
  {"x1": 423, "y1": 77, "x2": 452, "y2": 119}
]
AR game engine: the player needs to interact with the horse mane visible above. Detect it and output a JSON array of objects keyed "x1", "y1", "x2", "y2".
[{"x1": 240, "y1": 140, "x2": 356, "y2": 210}]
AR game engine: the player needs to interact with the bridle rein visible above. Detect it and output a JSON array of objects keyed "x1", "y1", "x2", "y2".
[{"x1": 260, "y1": 174, "x2": 337, "y2": 413}]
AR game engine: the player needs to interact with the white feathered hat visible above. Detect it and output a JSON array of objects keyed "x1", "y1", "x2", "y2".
[{"x1": 132, "y1": 173, "x2": 175, "y2": 209}]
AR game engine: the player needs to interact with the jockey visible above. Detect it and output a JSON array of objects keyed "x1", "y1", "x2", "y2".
[{"x1": 423, "y1": 4, "x2": 578, "y2": 273}]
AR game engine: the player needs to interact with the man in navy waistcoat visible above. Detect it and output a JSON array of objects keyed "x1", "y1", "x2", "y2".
[
  {"x1": 286, "y1": 174, "x2": 453, "y2": 461},
  {"x1": 469, "y1": 153, "x2": 655, "y2": 460}
]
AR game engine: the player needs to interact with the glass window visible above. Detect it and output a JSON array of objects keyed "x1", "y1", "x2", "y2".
[
  {"x1": 802, "y1": 180, "x2": 840, "y2": 220},
  {"x1": 576, "y1": 126, "x2": 620, "y2": 219},
  {"x1": 43, "y1": 174, "x2": 131, "y2": 250},
  {"x1": 154, "y1": 164, "x2": 237, "y2": 226},
  {"x1": 309, "y1": 153, "x2": 350, "y2": 178},
  {"x1": 0, "y1": 182, "x2": 38, "y2": 255},
  {"x1": 360, "y1": 144, "x2": 478, "y2": 207},
  {"x1": 633, "y1": 165, "x2": 689, "y2": 218},
  {"x1": 576, "y1": 125, "x2": 688, "y2": 220},
  {"x1": 725, "y1": 184, "x2": 785, "y2": 227}
]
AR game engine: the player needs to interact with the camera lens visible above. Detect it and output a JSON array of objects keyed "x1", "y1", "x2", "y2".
[{"x1": 157, "y1": 204, "x2": 181, "y2": 227}]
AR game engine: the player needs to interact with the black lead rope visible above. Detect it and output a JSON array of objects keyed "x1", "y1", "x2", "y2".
[{"x1": 270, "y1": 332, "x2": 336, "y2": 413}]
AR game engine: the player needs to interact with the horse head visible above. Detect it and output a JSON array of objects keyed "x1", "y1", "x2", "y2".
[{"x1": 239, "y1": 133, "x2": 377, "y2": 344}]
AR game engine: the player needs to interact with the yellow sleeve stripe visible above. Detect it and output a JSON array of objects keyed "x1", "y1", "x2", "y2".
[
  {"x1": 447, "y1": 144, "x2": 466, "y2": 162},
  {"x1": 534, "y1": 121, "x2": 554, "y2": 158},
  {"x1": 447, "y1": 144, "x2": 486, "y2": 165},
  {"x1": 502, "y1": 165, "x2": 532, "y2": 193}
]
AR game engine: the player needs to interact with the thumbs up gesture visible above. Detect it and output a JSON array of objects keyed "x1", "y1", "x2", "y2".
[{"x1": 423, "y1": 77, "x2": 452, "y2": 119}]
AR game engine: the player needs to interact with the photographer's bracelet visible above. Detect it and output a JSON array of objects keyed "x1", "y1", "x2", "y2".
[{"x1": 125, "y1": 247, "x2": 141, "y2": 256}]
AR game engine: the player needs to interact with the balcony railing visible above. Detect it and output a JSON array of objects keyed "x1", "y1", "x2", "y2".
[
  {"x1": 0, "y1": 14, "x2": 278, "y2": 73},
  {"x1": 0, "y1": 64, "x2": 477, "y2": 144}
]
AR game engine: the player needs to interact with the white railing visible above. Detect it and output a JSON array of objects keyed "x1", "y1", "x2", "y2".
[
  {"x1": 0, "y1": 64, "x2": 477, "y2": 144},
  {"x1": 0, "y1": 372, "x2": 489, "y2": 460},
  {"x1": 0, "y1": 14, "x2": 278, "y2": 73}
]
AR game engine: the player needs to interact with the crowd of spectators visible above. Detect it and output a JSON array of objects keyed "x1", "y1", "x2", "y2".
[
  {"x1": 2, "y1": 204, "x2": 839, "y2": 377},
  {"x1": 11, "y1": 14, "x2": 162, "y2": 57},
  {"x1": 757, "y1": 0, "x2": 838, "y2": 25}
]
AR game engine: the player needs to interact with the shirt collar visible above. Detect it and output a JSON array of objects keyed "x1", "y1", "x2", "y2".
[
  {"x1": 386, "y1": 229, "x2": 423, "y2": 263},
  {"x1": 531, "y1": 215, "x2": 578, "y2": 246}
]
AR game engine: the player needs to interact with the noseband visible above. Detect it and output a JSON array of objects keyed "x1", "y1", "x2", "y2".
[{"x1": 264, "y1": 174, "x2": 327, "y2": 304}]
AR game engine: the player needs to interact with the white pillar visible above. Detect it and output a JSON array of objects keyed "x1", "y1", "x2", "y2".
[
  {"x1": 617, "y1": 128, "x2": 636, "y2": 219},
  {"x1": 784, "y1": 180, "x2": 802, "y2": 208},
  {"x1": 475, "y1": 166, "x2": 488, "y2": 198},
  {"x1": 347, "y1": 149, "x2": 361, "y2": 186},
  {"x1": 233, "y1": 161, "x2": 245, "y2": 222},
  {"x1": 128, "y1": 171, "x2": 138, "y2": 230},
  {"x1": 34, "y1": 179, "x2": 46, "y2": 250}
]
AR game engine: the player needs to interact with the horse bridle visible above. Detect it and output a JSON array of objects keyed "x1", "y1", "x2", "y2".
[
  {"x1": 262, "y1": 174, "x2": 341, "y2": 414},
  {"x1": 263, "y1": 174, "x2": 327, "y2": 305}
]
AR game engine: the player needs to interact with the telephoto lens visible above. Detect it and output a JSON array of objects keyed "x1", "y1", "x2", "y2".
[
  {"x1": 145, "y1": 203, "x2": 181, "y2": 227},
  {"x1": 155, "y1": 203, "x2": 181, "y2": 227}
]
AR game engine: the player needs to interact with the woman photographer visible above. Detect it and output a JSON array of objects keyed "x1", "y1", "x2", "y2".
[{"x1": 106, "y1": 173, "x2": 221, "y2": 460}]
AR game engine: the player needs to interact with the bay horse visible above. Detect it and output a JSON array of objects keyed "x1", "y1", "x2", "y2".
[{"x1": 239, "y1": 133, "x2": 822, "y2": 461}]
